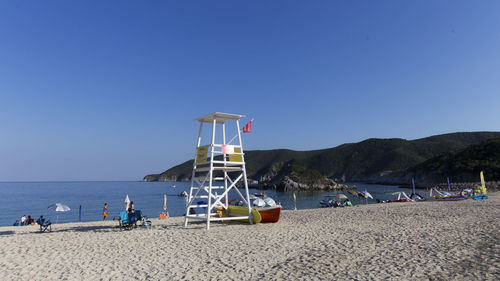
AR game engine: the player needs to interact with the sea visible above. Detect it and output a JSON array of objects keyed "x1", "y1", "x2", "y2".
[{"x1": 0, "y1": 181, "x2": 415, "y2": 226}]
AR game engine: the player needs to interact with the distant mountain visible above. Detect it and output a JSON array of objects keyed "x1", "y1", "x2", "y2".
[{"x1": 144, "y1": 132, "x2": 500, "y2": 186}]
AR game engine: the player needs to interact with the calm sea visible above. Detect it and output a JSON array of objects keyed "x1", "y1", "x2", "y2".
[{"x1": 0, "y1": 181, "x2": 413, "y2": 226}]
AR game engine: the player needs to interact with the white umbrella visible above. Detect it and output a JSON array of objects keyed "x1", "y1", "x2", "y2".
[
  {"x1": 125, "y1": 194, "x2": 130, "y2": 211},
  {"x1": 362, "y1": 190, "x2": 373, "y2": 199},
  {"x1": 47, "y1": 203, "x2": 71, "y2": 223},
  {"x1": 48, "y1": 203, "x2": 71, "y2": 212},
  {"x1": 293, "y1": 192, "x2": 297, "y2": 210}
]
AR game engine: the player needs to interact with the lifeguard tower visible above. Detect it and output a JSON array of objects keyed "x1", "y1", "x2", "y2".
[{"x1": 183, "y1": 112, "x2": 253, "y2": 230}]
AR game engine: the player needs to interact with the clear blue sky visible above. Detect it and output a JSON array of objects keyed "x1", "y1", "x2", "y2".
[{"x1": 1, "y1": 1, "x2": 499, "y2": 181}]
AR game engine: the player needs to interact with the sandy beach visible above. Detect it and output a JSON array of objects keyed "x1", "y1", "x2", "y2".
[{"x1": 1, "y1": 194, "x2": 499, "y2": 281}]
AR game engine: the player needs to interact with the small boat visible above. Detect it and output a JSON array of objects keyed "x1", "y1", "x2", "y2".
[
  {"x1": 178, "y1": 191, "x2": 188, "y2": 197},
  {"x1": 255, "y1": 206, "x2": 281, "y2": 223},
  {"x1": 225, "y1": 196, "x2": 281, "y2": 223},
  {"x1": 319, "y1": 195, "x2": 338, "y2": 207},
  {"x1": 427, "y1": 188, "x2": 467, "y2": 201},
  {"x1": 171, "y1": 184, "x2": 176, "y2": 188},
  {"x1": 319, "y1": 195, "x2": 352, "y2": 208},
  {"x1": 435, "y1": 195, "x2": 467, "y2": 201},
  {"x1": 409, "y1": 193, "x2": 425, "y2": 201},
  {"x1": 253, "y1": 192, "x2": 267, "y2": 197},
  {"x1": 387, "y1": 192, "x2": 412, "y2": 203},
  {"x1": 252, "y1": 196, "x2": 281, "y2": 223}
]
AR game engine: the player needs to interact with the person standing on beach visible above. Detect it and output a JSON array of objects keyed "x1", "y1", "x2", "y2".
[{"x1": 102, "y1": 203, "x2": 108, "y2": 221}]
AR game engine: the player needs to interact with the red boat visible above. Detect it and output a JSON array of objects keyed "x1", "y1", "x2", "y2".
[
  {"x1": 255, "y1": 206, "x2": 282, "y2": 223},
  {"x1": 387, "y1": 192, "x2": 413, "y2": 203},
  {"x1": 387, "y1": 198, "x2": 409, "y2": 203}
]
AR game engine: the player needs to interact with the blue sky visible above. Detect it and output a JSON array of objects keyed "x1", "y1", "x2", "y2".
[{"x1": 0, "y1": 1, "x2": 499, "y2": 181}]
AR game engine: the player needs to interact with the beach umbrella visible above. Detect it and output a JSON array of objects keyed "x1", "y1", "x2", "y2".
[
  {"x1": 163, "y1": 194, "x2": 167, "y2": 212},
  {"x1": 293, "y1": 192, "x2": 297, "y2": 210},
  {"x1": 360, "y1": 190, "x2": 373, "y2": 199},
  {"x1": 125, "y1": 194, "x2": 130, "y2": 211},
  {"x1": 48, "y1": 202, "x2": 71, "y2": 212},
  {"x1": 47, "y1": 203, "x2": 71, "y2": 223},
  {"x1": 359, "y1": 190, "x2": 373, "y2": 204},
  {"x1": 335, "y1": 194, "x2": 348, "y2": 199}
]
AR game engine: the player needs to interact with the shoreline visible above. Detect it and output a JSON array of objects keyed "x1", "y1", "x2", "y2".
[{"x1": 1, "y1": 193, "x2": 499, "y2": 280}]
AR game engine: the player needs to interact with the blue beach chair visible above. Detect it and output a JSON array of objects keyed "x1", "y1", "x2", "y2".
[
  {"x1": 39, "y1": 219, "x2": 52, "y2": 232},
  {"x1": 135, "y1": 210, "x2": 144, "y2": 222},
  {"x1": 119, "y1": 211, "x2": 134, "y2": 230}
]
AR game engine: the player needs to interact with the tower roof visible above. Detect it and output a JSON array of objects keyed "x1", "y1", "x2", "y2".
[{"x1": 195, "y1": 112, "x2": 245, "y2": 124}]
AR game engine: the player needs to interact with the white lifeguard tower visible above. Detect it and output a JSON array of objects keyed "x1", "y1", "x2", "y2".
[{"x1": 183, "y1": 112, "x2": 253, "y2": 230}]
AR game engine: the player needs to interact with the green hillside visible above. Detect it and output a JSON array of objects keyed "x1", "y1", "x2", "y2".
[
  {"x1": 144, "y1": 131, "x2": 500, "y2": 184},
  {"x1": 407, "y1": 137, "x2": 500, "y2": 183}
]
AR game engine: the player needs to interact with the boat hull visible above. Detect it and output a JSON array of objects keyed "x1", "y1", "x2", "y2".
[
  {"x1": 387, "y1": 199, "x2": 408, "y2": 203},
  {"x1": 256, "y1": 206, "x2": 282, "y2": 223},
  {"x1": 436, "y1": 196, "x2": 467, "y2": 201}
]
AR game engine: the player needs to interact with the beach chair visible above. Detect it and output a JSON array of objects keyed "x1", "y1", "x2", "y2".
[
  {"x1": 135, "y1": 210, "x2": 144, "y2": 222},
  {"x1": 135, "y1": 210, "x2": 152, "y2": 228},
  {"x1": 118, "y1": 211, "x2": 134, "y2": 230},
  {"x1": 39, "y1": 219, "x2": 52, "y2": 232}
]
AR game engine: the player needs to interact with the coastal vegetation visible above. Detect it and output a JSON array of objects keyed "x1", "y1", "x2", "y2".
[{"x1": 407, "y1": 137, "x2": 500, "y2": 183}]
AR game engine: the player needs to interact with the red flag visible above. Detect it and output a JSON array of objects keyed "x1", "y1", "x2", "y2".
[{"x1": 242, "y1": 120, "x2": 252, "y2": 133}]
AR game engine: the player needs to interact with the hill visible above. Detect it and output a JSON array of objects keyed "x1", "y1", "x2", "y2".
[
  {"x1": 397, "y1": 137, "x2": 500, "y2": 185},
  {"x1": 144, "y1": 131, "x2": 500, "y2": 186}
]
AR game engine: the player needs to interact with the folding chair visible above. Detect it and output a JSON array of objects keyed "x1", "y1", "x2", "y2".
[
  {"x1": 118, "y1": 211, "x2": 134, "y2": 230},
  {"x1": 40, "y1": 220, "x2": 52, "y2": 232}
]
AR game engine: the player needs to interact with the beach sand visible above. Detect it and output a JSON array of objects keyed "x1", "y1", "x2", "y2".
[{"x1": 1, "y1": 194, "x2": 499, "y2": 281}]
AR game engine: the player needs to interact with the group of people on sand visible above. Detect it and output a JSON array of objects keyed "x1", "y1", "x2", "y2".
[
  {"x1": 13, "y1": 201, "x2": 135, "y2": 225},
  {"x1": 13, "y1": 215, "x2": 47, "y2": 226},
  {"x1": 13, "y1": 215, "x2": 35, "y2": 226}
]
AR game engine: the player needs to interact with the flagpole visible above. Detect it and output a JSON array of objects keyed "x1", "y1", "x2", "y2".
[{"x1": 228, "y1": 119, "x2": 253, "y2": 145}]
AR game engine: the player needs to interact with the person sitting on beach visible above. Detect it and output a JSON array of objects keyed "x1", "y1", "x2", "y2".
[
  {"x1": 20, "y1": 215, "x2": 26, "y2": 226},
  {"x1": 13, "y1": 220, "x2": 20, "y2": 226},
  {"x1": 128, "y1": 201, "x2": 135, "y2": 223},
  {"x1": 26, "y1": 215, "x2": 34, "y2": 225},
  {"x1": 36, "y1": 215, "x2": 45, "y2": 225}
]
